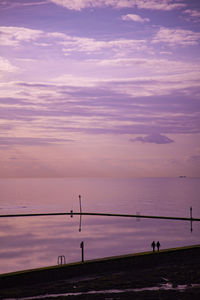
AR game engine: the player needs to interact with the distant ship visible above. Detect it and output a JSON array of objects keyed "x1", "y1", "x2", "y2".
[{"x1": 179, "y1": 176, "x2": 186, "y2": 178}]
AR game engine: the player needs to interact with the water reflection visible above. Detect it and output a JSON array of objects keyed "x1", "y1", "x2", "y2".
[
  {"x1": 0, "y1": 178, "x2": 200, "y2": 274},
  {"x1": 0, "y1": 214, "x2": 199, "y2": 274}
]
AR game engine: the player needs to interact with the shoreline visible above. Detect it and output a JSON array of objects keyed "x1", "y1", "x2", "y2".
[{"x1": 1, "y1": 244, "x2": 200, "y2": 299}]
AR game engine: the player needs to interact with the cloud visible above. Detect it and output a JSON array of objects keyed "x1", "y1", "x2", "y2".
[
  {"x1": 130, "y1": 133, "x2": 175, "y2": 144},
  {"x1": 9, "y1": 156, "x2": 18, "y2": 160},
  {"x1": 122, "y1": 14, "x2": 150, "y2": 23},
  {"x1": 0, "y1": 137, "x2": 73, "y2": 147},
  {"x1": 188, "y1": 155, "x2": 200, "y2": 163},
  {"x1": 0, "y1": 1, "x2": 47, "y2": 10},
  {"x1": 152, "y1": 27, "x2": 200, "y2": 46},
  {"x1": 0, "y1": 26, "x2": 146, "y2": 57},
  {"x1": 0, "y1": 124, "x2": 13, "y2": 130},
  {"x1": 1, "y1": 60, "x2": 200, "y2": 146},
  {"x1": 3, "y1": 82, "x2": 200, "y2": 136},
  {"x1": 2, "y1": 24, "x2": 198, "y2": 64},
  {"x1": 184, "y1": 9, "x2": 200, "y2": 22},
  {"x1": 52, "y1": 74, "x2": 99, "y2": 87},
  {"x1": 61, "y1": 36, "x2": 146, "y2": 56},
  {"x1": 0, "y1": 56, "x2": 17, "y2": 72},
  {"x1": 134, "y1": 0, "x2": 186, "y2": 11},
  {"x1": 90, "y1": 57, "x2": 195, "y2": 71},
  {"x1": 50, "y1": 0, "x2": 186, "y2": 11},
  {"x1": 0, "y1": 26, "x2": 43, "y2": 46}
]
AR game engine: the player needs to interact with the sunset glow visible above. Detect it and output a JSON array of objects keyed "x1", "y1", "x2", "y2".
[{"x1": 0, "y1": 0, "x2": 200, "y2": 177}]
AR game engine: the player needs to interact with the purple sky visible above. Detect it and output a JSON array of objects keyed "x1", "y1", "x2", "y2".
[{"x1": 0, "y1": 0, "x2": 200, "y2": 178}]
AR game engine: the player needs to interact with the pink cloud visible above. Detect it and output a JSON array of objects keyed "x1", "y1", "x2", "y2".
[
  {"x1": 152, "y1": 27, "x2": 200, "y2": 46},
  {"x1": 122, "y1": 14, "x2": 150, "y2": 23},
  {"x1": 50, "y1": 0, "x2": 186, "y2": 11}
]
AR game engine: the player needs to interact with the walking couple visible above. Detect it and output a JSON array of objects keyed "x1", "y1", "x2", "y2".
[{"x1": 151, "y1": 241, "x2": 160, "y2": 252}]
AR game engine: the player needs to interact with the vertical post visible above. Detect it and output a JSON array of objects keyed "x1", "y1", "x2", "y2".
[
  {"x1": 190, "y1": 206, "x2": 193, "y2": 232},
  {"x1": 79, "y1": 195, "x2": 82, "y2": 214},
  {"x1": 80, "y1": 241, "x2": 84, "y2": 262},
  {"x1": 79, "y1": 195, "x2": 82, "y2": 232},
  {"x1": 136, "y1": 211, "x2": 140, "y2": 222}
]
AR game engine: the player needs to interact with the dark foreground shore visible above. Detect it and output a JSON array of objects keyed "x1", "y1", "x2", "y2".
[{"x1": 1, "y1": 244, "x2": 200, "y2": 299}]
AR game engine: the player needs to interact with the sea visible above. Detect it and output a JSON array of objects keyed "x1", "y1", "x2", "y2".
[{"x1": 0, "y1": 177, "x2": 200, "y2": 274}]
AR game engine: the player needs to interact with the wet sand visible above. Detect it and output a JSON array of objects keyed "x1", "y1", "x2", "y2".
[{"x1": 1, "y1": 245, "x2": 200, "y2": 299}]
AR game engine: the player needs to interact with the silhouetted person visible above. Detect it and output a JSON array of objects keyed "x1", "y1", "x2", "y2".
[
  {"x1": 156, "y1": 241, "x2": 160, "y2": 251},
  {"x1": 151, "y1": 241, "x2": 156, "y2": 252}
]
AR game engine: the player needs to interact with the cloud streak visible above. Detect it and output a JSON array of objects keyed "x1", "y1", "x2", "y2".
[
  {"x1": 1, "y1": 25, "x2": 199, "y2": 65},
  {"x1": 0, "y1": 57, "x2": 17, "y2": 73},
  {"x1": 152, "y1": 27, "x2": 200, "y2": 46},
  {"x1": 0, "y1": 0, "x2": 199, "y2": 177},
  {"x1": 0, "y1": 26, "x2": 146, "y2": 58},
  {"x1": 0, "y1": 137, "x2": 73, "y2": 147},
  {"x1": 1, "y1": 81, "x2": 200, "y2": 149},
  {"x1": 50, "y1": 0, "x2": 186, "y2": 11},
  {"x1": 184, "y1": 9, "x2": 200, "y2": 22},
  {"x1": 0, "y1": 26, "x2": 43, "y2": 47}
]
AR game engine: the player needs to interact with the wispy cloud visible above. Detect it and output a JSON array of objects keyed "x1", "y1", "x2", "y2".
[
  {"x1": 188, "y1": 155, "x2": 200, "y2": 163},
  {"x1": 61, "y1": 37, "x2": 147, "y2": 56},
  {"x1": 122, "y1": 14, "x2": 150, "y2": 23},
  {"x1": 0, "y1": 26, "x2": 43, "y2": 47},
  {"x1": 184, "y1": 9, "x2": 200, "y2": 22},
  {"x1": 0, "y1": 26, "x2": 146, "y2": 57},
  {"x1": 134, "y1": 0, "x2": 186, "y2": 11},
  {"x1": 89, "y1": 57, "x2": 199, "y2": 73},
  {"x1": 0, "y1": 1, "x2": 47, "y2": 10},
  {"x1": 0, "y1": 0, "x2": 199, "y2": 177},
  {"x1": 1, "y1": 80, "x2": 200, "y2": 146},
  {"x1": 1, "y1": 25, "x2": 199, "y2": 63},
  {"x1": 0, "y1": 57, "x2": 17, "y2": 73},
  {"x1": 0, "y1": 137, "x2": 73, "y2": 147},
  {"x1": 50, "y1": 0, "x2": 186, "y2": 11},
  {"x1": 152, "y1": 27, "x2": 200, "y2": 46}
]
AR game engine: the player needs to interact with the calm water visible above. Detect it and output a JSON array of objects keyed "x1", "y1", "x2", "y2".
[{"x1": 0, "y1": 177, "x2": 200, "y2": 274}]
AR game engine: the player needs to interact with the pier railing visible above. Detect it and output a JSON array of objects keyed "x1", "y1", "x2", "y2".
[
  {"x1": 0, "y1": 196, "x2": 199, "y2": 232},
  {"x1": 0, "y1": 211, "x2": 200, "y2": 222}
]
